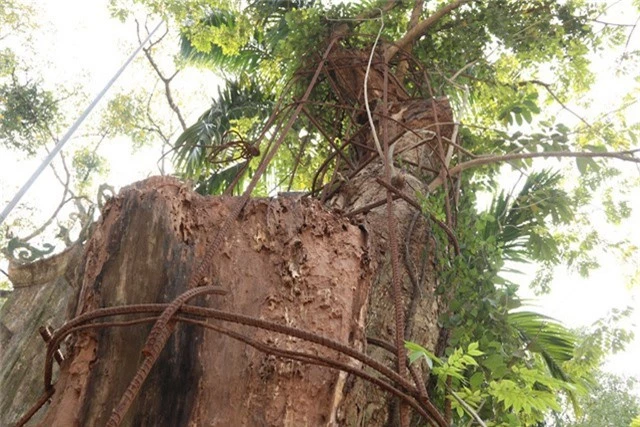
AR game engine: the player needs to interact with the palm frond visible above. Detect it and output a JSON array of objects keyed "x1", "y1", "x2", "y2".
[
  {"x1": 173, "y1": 80, "x2": 272, "y2": 179},
  {"x1": 193, "y1": 161, "x2": 249, "y2": 195},
  {"x1": 507, "y1": 309, "x2": 589, "y2": 414},
  {"x1": 484, "y1": 169, "x2": 574, "y2": 263},
  {"x1": 508, "y1": 310, "x2": 576, "y2": 381}
]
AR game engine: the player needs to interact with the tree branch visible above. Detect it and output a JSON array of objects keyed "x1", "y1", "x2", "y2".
[
  {"x1": 384, "y1": 0, "x2": 474, "y2": 63},
  {"x1": 624, "y1": 15, "x2": 640, "y2": 51},
  {"x1": 521, "y1": 79, "x2": 594, "y2": 131},
  {"x1": 329, "y1": 0, "x2": 398, "y2": 39},
  {"x1": 135, "y1": 20, "x2": 187, "y2": 131},
  {"x1": 428, "y1": 149, "x2": 640, "y2": 191}
]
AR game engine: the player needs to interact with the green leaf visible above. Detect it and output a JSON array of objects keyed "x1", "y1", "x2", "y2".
[
  {"x1": 405, "y1": 341, "x2": 440, "y2": 368},
  {"x1": 576, "y1": 156, "x2": 599, "y2": 175},
  {"x1": 515, "y1": 113, "x2": 523, "y2": 126},
  {"x1": 467, "y1": 342, "x2": 484, "y2": 357},
  {"x1": 482, "y1": 354, "x2": 508, "y2": 379},
  {"x1": 470, "y1": 372, "x2": 484, "y2": 389},
  {"x1": 523, "y1": 99, "x2": 541, "y2": 114}
]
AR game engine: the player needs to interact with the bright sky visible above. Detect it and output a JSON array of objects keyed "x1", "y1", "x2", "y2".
[
  {"x1": 1, "y1": 0, "x2": 639, "y2": 383},
  {"x1": 518, "y1": 1, "x2": 640, "y2": 378}
]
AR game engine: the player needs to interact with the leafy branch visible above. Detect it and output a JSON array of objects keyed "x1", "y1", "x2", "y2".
[{"x1": 428, "y1": 149, "x2": 640, "y2": 191}]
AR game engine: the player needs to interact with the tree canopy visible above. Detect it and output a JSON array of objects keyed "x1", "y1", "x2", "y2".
[{"x1": 2, "y1": 0, "x2": 640, "y2": 425}]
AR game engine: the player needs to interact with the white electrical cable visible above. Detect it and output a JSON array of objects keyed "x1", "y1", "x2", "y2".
[{"x1": 0, "y1": 21, "x2": 163, "y2": 227}]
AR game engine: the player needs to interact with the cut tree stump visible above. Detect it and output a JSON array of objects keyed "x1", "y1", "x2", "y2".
[{"x1": 28, "y1": 176, "x2": 371, "y2": 426}]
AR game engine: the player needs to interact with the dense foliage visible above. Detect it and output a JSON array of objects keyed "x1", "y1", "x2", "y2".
[
  {"x1": 553, "y1": 371, "x2": 640, "y2": 426},
  {"x1": 1, "y1": 0, "x2": 638, "y2": 424}
]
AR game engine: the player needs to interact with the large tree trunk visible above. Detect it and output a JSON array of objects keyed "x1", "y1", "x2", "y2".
[
  {"x1": 19, "y1": 177, "x2": 372, "y2": 426},
  {"x1": 326, "y1": 48, "x2": 455, "y2": 424},
  {"x1": 2, "y1": 49, "x2": 455, "y2": 426}
]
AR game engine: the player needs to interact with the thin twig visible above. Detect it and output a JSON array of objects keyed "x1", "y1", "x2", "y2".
[{"x1": 135, "y1": 20, "x2": 187, "y2": 130}]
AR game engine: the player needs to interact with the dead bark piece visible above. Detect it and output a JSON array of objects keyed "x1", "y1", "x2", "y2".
[
  {"x1": 37, "y1": 177, "x2": 371, "y2": 426},
  {"x1": 0, "y1": 243, "x2": 83, "y2": 426}
]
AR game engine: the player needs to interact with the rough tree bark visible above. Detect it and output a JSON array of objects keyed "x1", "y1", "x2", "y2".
[
  {"x1": 0, "y1": 244, "x2": 83, "y2": 425},
  {"x1": 326, "y1": 48, "x2": 455, "y2": 424},
  {"x1": 1, "y1": 48, "x2": 455, "y2": 426}
]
